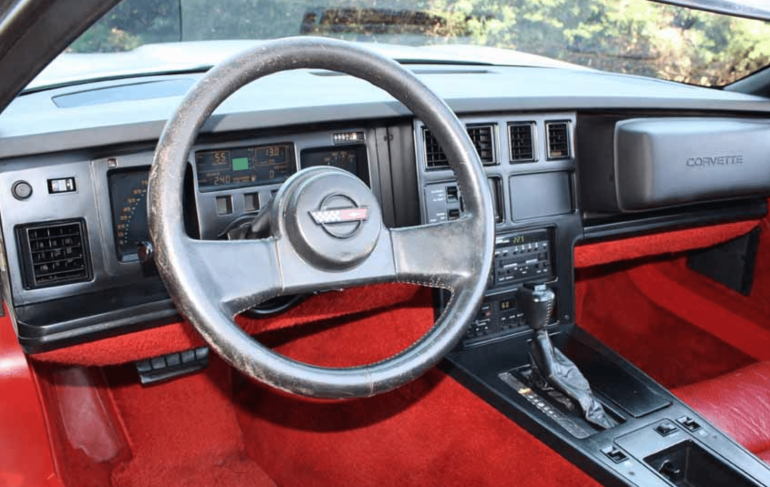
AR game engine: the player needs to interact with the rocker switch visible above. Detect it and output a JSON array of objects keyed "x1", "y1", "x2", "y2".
[
  {"x1": 601, "y1": 445, "x2": 628, "y2": 464},
  {"x1": 654, "y1": 421, "x2": 678, "y2": 437}
]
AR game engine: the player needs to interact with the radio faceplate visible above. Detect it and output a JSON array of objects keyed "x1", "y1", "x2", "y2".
[{"x1": 491, "y1": 229, "x2": 553, "y2": 289}]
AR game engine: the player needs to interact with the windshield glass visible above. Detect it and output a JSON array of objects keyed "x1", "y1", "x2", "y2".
[{"x1": 34, "y1": 0, "x2": 770, "y2": 89}]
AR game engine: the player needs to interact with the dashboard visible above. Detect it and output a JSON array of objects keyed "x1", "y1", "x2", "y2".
[{"x1": 1, "y1": 63, "x2": 770, "y2": 353}]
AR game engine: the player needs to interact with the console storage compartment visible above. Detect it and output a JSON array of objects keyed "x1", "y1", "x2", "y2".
[{"x1": 645, "y1": 440, "x2": 759, "y2": 487}]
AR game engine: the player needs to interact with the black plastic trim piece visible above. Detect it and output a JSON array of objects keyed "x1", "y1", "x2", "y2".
[
  {"x1": 136, "y1": 347, "x2": 209, "y2": 385},
  {"x1": 16, "y1": 279, "x2": 178, "y2": 354},
  {"x1": 582, "y1": 198, "x2": 767, "y2": 243}
]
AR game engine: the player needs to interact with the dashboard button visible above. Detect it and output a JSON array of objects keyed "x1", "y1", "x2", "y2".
[
  {"x1": 216, "y1": 195, "x2": 233, "y2": 215},
  {"x1": 12, "y1": 181, "x2": 33, "y2": 200}
]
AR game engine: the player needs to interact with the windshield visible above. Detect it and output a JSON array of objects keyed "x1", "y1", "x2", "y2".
[{"x1": 35, "y1": 0, "x2": 770, "y2": 89}]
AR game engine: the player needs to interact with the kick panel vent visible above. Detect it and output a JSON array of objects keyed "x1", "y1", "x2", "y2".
[
  {"x1": 424, "y1": 124, "x2": 497, "y2": 169},
  {"x1": 467, "y1": 125, "x2": 496, "y2": 165},
  {"x1": 509, "y1": 122, "x2": 536, "y2": 162},
  {"x1": 17, "y1": 220, "x2": 91, "y2": 289},
  {"x1": 546, "y1": 121, "x2": 571, "y2": 159}
]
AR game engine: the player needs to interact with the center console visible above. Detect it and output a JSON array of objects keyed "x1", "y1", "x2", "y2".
[
  {"x1": 445, "y1": 326, "x2": 770, "y2": 487},
  {"x1": 415, "y1": 113, "x2": 770, "y2": 486}
]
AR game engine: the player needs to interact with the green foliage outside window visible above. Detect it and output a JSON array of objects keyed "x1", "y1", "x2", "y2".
[{"x1": 68, "y1": 0, "x2": 770, "y2": 87}]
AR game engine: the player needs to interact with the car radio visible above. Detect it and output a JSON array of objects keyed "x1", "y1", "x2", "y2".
[
  {"x1": 465, "y1": 229, "x2": 555, "y2": 345},
  {"x1": 491, "y1": 229, "x2": 552, "y2": 288}
]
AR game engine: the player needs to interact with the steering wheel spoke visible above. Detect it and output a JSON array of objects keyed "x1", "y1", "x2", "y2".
[
  {"x1": 390, "y1": 218, "x2": 480, "y2": 290},
  {"x1": 184, "y1": 238, "x2": 282, "y2": 316}
]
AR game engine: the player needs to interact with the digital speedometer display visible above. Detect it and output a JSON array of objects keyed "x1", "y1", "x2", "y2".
[
  {"x1": 195, "y1": 143, "x2": 296, "y2": 192},
  {"x1": 108, "y1": 168, "x2": 150, "y2": 261}
]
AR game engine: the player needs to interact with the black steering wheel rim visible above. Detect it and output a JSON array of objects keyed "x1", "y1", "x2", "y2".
[{"x1": 148, "y1": 36, "x2": 495, "y2": 399}]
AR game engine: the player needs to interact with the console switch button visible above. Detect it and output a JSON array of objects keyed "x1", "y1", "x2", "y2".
[
  {"x1": 655, "y1": 421, "x2": 678, "y2": 436},
  {"x1": 601, "y1": 446, "x2": 628, "y2": 463},
  {"x1": 677, "y1": 416, "x2": 702, "y2": 432}
]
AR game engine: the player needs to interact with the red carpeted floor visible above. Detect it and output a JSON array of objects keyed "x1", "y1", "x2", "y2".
[
  {"x1": 575, "y1": 262, "x2": 757, "y2": 389},
  {"x1": 233, "y1": 297, "x2": 601, "y2": 487},
  {"x1": 33, "y1": 286, "x2": 602, "y2": 487}
]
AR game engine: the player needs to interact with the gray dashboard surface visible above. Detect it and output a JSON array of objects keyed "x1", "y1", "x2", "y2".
[{"x1": 1, "y1": 65, "x2": 770, "y2": 160}]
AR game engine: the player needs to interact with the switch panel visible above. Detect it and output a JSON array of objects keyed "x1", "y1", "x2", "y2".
[
  {"x1": 464, "y1": 293, "x2": 528, "y2": 343},
  {"x1": 424, "y1": 182, "x2": 462, "y2": 223}
]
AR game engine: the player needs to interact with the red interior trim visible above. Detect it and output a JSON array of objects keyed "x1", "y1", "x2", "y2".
[
  {"x1": 575, "y1": 220, "x2": 759, "y2": 268},
  {"x1": 0, "y1": 306, "x2": 59, "y2": 487}
]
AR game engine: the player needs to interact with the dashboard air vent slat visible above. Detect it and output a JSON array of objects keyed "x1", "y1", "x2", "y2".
[
  {"x1": 467, "y1": 125, "x2": 495, "y2": 165},
  {"x1": 546, "y1": 121, "x2": 571, "y2": 160},
  {"x1": 424, "y1": 125, "x2": 497, "y2": 169},
  {"x1": 509, "y1": 122, "x2": 535, "y2": 163},
  {"x1": 18, "y1": 220, "x2": 91, "y2": 289},
  {"x1": 423, "y1": 129, "x2": 449, "y2": 169}
]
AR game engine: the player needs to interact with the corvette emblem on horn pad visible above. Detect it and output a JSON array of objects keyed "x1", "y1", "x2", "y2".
[
  {"x1": 310, "y1": 194, "x2": 369, "y2": 239},
  {"x1": 310, "y1": 207, "x2": 369, "y2": 224}
]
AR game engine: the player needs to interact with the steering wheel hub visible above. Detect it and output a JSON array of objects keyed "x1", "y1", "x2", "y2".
[{"x1": 282, "y1": 167, "x2": 382, "y2": 270}]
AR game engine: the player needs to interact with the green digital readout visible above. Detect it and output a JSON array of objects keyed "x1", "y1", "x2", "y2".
[{"x1": 232, "y1": 157, "x2": 249, "y2": 171}]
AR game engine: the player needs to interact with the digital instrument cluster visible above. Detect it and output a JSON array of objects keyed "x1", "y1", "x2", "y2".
[{"x1": 195, "y1": 143, "x2": 296, "y2": 191}]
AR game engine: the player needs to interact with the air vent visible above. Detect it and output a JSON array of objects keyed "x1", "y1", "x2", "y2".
[
  {"x1": 17, "y1": 220, "x2": 91, "y2": 289},
  {"x1": 424, "y1": 125, "x2": 497, "y2": 169},
  {"x1": 546, "y1": 121, "x2": 571, "y2": 160},
  {"x1": 509, "y1": 122, "x2": 536, "y2": 163},
  {"x1": 423, "y1": 129, "x2": 449, "y2": 169},
  {"x1": 467, "y1": 125, "x2": 496, "y2": 165}
]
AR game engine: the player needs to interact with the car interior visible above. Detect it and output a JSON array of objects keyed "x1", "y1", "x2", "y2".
[{"x1": 3, "y1": 1, "x2": 770, "y2": 486}]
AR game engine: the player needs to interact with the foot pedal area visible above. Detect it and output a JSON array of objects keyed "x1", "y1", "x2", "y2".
[
  {"x1": 135, "y1": 347, "x2": 209, "y2": 385},
  {"x1": 688, "y1": 227, "x2": 760, "y2": 295}
]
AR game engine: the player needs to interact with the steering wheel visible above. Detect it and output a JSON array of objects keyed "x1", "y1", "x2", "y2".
[{"x1": 148, "y1": 37, "x2": 495, "y2": 399}]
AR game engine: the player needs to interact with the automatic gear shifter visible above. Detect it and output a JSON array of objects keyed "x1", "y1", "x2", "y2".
[{"x1": 518, "y1": 284, "x2": 616, "y2": 430}]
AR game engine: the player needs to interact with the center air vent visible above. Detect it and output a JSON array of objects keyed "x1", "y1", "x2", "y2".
[
  {"x1": 424, "y1": 124, "x2": 497, "y2": 169},
  {"x1": 509, "y1": 122, "x2": 536, "y2": 163},
  {"x1": 546, "y1": 121, "x2": 571, "y2": 160},
  {"x1": 17, "y1": 220, "x2": 91, "y2": 289},
  {"x1": 467, "y1": 125, "x2": 496, "y2": 165}
]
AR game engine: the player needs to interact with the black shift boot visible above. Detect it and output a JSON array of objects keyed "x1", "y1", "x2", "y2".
[{"x1": 518, "y1": 284, "x2": 616, "y2": 430}]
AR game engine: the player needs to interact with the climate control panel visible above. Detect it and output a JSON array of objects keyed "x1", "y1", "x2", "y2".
[{"x1": 465, "y1": 294, "x2": 525, "y2": 342}]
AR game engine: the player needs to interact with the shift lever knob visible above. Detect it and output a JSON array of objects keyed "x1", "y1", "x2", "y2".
[{"x1": 517, "y1": 283, "x2": 555, "y2": 331}]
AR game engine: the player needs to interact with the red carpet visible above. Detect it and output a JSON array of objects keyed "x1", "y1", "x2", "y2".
[
  {"x1": 30, "y1": 286, "x2": 601, "y2": 487},
  {"x1": 108, "y1": 360, "x2": 275, "y2": 487},
  {"x1": 236, "y1": 368, "x2": 599, "y2": 487},
  {"x1": 576, "y1": 264, "x2": 756, "y2": 389}
]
